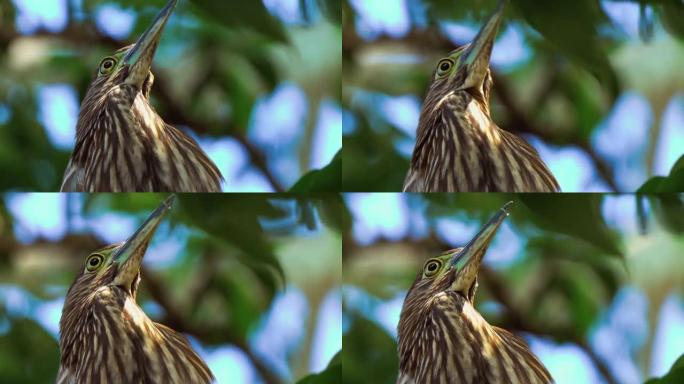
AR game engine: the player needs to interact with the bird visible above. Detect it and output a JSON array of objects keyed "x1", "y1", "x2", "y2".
[
  {"x1": 61, "y1": 0, "x2": 223, "y2": 192},
  {"x1": 403, "y1": 0, "x2": 559, "y2": 192},
  {"x1": 57, "y1": 195, "x2": 214, "y2": 383},
  {"x1": 396, "y1": 202, "x2": 553, "y2": 384}
]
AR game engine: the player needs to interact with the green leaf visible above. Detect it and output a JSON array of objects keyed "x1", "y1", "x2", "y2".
[
  {"x1": 189, "y1": 0, "x2": 289, "y2": 43},
  {"x1": 638, "y1": 154, "x2": 684, "y2": 192},
  {"x1": 641, "y1": 194, "x2": 684, "y2": 234},
  {"x1": 289, "y1": 150, "x2": 341, "y2": 193},
  {"x1": 296, "y1": 351, "x2": 342, "y2": 384},
  {"x1": 343, "y1": 314, "x2": 398, "y2": 384},
  {"x1": 520, "y1": 194, "x2": 622, "y2": 256},
  {"x1": 317, "y1": 0, "x2": 341, "y2": 23},
  {"x1": 512, "y1": 0, "x2": 619, "y2": 97},
  {"x1": 0, "y1": 317, "x2": 60, "y2": 383},
  {"x1": 655, "y1": 0, "x2": 684, "y2": 40},
  {"x1": 178, "y1": 195, "x2": 285, "y2": 282},
  {"x1": 645, "y1": 353, "x2": 684, "y2": 383}
]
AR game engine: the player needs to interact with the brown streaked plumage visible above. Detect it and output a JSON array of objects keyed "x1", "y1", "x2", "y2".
[
  {"x1": 403, "y1": 0, "x2": 559, "y2": 192},
  {"x1": 58, "y1": 195, "x2": 214, "y2": 384},
  {"x1": 61, "y1": 0, "x2": 222, "y2": 192},
  {"x1": 397, "y1": 202, "x2": 553, "y2": 384}
]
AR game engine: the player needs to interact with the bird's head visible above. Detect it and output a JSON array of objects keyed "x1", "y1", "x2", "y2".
[
  {"x1": 83, "y1": 0, "x2": 177, "y2": 104},
  {"x1": 400, "y1": 202, "x2": 512, "y2": 326},
  {"x1": 426, "y1": 0, "x2": 505, "y2": 110},
  {"x1": 62, "y1": 195, "x2": 175, "y2": 315}
]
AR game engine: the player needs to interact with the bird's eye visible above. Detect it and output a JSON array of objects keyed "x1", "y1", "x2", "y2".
[
  {"x1": 99, "y1": 57, "x2": 117, "y2": 75},
  {"x1": 423, "y1": 259, "x2": 443, "y2": 277},
  {"x1": 436, "y1": 59, "x2": 454, "y2": 77},
  {"x1": 86, "y1": 254, "x2": 104, "y2": 272}
]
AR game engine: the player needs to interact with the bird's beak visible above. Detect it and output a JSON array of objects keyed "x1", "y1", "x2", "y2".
[
  {"x1": 112, "y1": 195, "x2": 176, "y2": 291},
  {"x1": 457, "y1": 0, "x2": 505, "y2": 91},
  {"x1": 449, "y1": 201, "x2": 512, "y2": 288},
  {"x1": 122, "y1": 0, "x2": 177, "y2": 88}
]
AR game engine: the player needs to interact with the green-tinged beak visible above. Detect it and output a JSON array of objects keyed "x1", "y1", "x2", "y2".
[
  {"x1": 449, "y1": 201, "x2": 512, "y2": 286},
  {"x1": 122, "y1": 0, "x2": 178, "y2": 88},
  {"x1": 112, "y1": 195, "x2": 176, "y2": 290},
  {"x1": 457, "y1": 0, "x2": 505, "y2": 90}
]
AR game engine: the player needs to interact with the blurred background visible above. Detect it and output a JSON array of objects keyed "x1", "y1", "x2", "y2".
[
  {"x1": 0, "y1": 0, "x2": 341, "y2": 192},
  {"x1": 0, "y1": 193, "x2": 342, "y2": 383},
  {"x1": 343, "y1": 193, "x2": 684, "y2": 384},
  {"x1": 342, "y1": 0, "x2": 684, "y2": 192}
]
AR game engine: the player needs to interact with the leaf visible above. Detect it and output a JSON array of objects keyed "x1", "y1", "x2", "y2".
[
  {"x1": 0, "y1": 317, "x2": 60, "y2": 383},
  {"x1": 641, "y1": 194, "x2": 684, "y2": 234},
  {"x1": 296, "y1": 350, "x2": 342, "y2": 384},
  {"x1": 317, "y1": 0, "x2": 341, "y2": 24},
  {"x1": 655, "y1": 0, "x2": 684, "y2": 40},
  {"x1": 189, "y1": 0, "x2": 289, "y2": 43},
  {"x1": 512, "y1": 0, "x2": 619, "y2": 97},
  {"x1": 178, "y1": 195, "x2": 285, "y2": 283},
  {"x1": 343, "y1": 314, "x2": 398, "y2": 384},
  {"x1": 289, "y1": 150, "x2": 341, "y2": 193},
  {"x1": 645, "y1": 353, "x2": 684, "y2": 383},
  {"x1": 520, "y1": 194, "x2": 622, "y2": 256},
  {"x1": 638, "y1": 154, "x2": 684, "y2": 192},
  {"x1": 317, "y1": 194, "x2": 351, "y2": 234}
]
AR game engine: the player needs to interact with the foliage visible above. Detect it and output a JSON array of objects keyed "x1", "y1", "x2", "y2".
[
  {"x1": 290, "y1": 150, "x2": 342, "y2": 193},
  {"x1": 638, "y1": 155, "x2": 684, "y2": 192},
  {"x1": 645, "y1": 354, "x2": 684, "y2": 384},
  {"x1": 296, "y1": 351, "x2": 341, "y2": 384}
]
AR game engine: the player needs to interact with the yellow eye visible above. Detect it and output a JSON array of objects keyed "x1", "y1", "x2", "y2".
[
  {"x1": 86, "y1": 254, "x2": 104, "y2": 272},
  {"x1": 99, "y1": 57, "x2": 117, "y2": 75},
  {"x1": 436, "y1": 59, "x2": 454, "y2": 77},
  {"x1": 423, "y1": 259, "x2": 443, "y2": 277}
]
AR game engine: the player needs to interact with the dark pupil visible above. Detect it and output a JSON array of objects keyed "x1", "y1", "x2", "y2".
[
  {"x1": 440, "y1": 62, "x2": 450, "y2": 71},
  {"x1": 428, "y1": 262, "x2": 437, "y2": 271},
  {"x1": 89, "y1": 258, "x2": 99, "y2": 266}
]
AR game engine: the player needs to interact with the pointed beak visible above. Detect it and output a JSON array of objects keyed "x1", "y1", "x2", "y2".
[
  {"x1": 122, "y1": 0, "x2": 177, "y2": 88},
  {"x1": 449, "y1": 201, "x2": 512, "y2": 286},
  {"x1": 112, "y1": 195, "x2": 176, "y2": 290},
  {"x1": 457, "y1": 0, "x2": 505, "y2": 90}
]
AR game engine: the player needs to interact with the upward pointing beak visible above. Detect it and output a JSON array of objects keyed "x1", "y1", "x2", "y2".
[
  {"x1": 449, "y1": 201, "x2": 512, "y2": 287},
  {"x1": 112, "y1": 195, "x2": 176, "y2": 290},
  {"x1": 122, "y1": 0, "x2": 178, "y2": 88},
  {"x1": 457, "y1": 0, "x2": 505, "y2": 90}
]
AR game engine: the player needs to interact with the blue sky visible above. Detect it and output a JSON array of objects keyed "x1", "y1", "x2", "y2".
[
  {"x1": 0, "y1": 193, "x2": 341, "y2": 383},
  {"x1": 344, "y1": 193, "x2": 684, "y2": 383},
  {"x1": 14, "y1": 0, "x2": 340, "y2": 192},
  {"x1": 347, "y1": 0, "x2": 684, "y2": 192}
]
